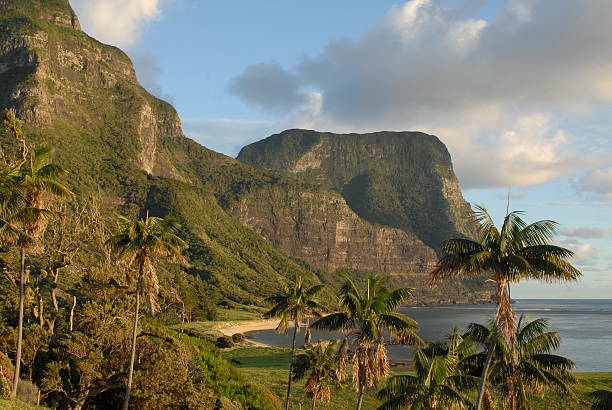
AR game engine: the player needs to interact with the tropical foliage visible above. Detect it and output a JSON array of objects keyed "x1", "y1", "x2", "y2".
[
  {"x1": 293, "y1": 340, "x2": 345, "y2": 409},
  {"x1": 377, "y1": 331, "x2": 478, "y2": 409},
  {"x1": 264, "y1": 276, "x2": 325, "y2": 409},
  {"x1": 313, "y1": 273, "x2": 422, "y2": 410},
  {"x1": 465, "y1": 315, "x2": 577, "y2": 410},
  {"x1": 431, "y1": 205, "x2": 581, "y2": 409},
  {"x1": 106, "y1": 214, "x2": 188, "y2": 409}
]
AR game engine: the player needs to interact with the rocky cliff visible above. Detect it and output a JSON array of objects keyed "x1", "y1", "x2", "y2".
[
  {"x1": 236, "y1": 130, "x2": 493, "y2": 303},
  {"x1": 0, "y1": 0, "x2": 493, "y2": 305}
]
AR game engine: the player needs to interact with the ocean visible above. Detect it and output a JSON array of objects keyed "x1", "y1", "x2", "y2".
[{"x1": 249, "y1": 299, "x2": 612, "y2": 372}]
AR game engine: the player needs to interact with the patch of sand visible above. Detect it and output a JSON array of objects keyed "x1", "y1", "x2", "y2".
[{"x1": 217, "y1": 319, "x2": 280, "y2": 347}]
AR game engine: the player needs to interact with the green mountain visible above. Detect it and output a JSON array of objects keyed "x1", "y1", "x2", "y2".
[
  {"x1": 235, "y1": 130, "x2": 492, "y2": 304},
  {"x1": 237, "y1": 129, "x2": 474, "y2": 251},
  {"x1": 0, "y1": 0, "x2": 492, "y2": 305}
]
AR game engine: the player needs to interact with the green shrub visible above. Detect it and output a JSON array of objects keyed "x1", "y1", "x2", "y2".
[
  {"x1": 183, "y1": 336, "x2": 278, "y2": 410},
  {"x1": 216, "y1": 336, "x2": 235, "y2": 349},
  {"x1": 232, "y1": 333, "x2": 245, "y2": 343}
]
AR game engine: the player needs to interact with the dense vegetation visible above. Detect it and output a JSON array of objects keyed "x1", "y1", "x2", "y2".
[{"x1": 0, "y1": 110, "x2": 278, "y2": 408}]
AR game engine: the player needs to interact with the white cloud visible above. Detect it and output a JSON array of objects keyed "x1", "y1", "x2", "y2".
[
  {"x1": 229, "y1": 0, "x2": 612, "y2": 188},
  {"x1": 557, "y1": 238, "x2": 603, "y2": 269},
  {"x1": 559, "y1": 226, "x2": 612, "y2": 239},
  {"x1": 573, "y1": 167, "x2": 612, "y2": 200},
  {"x1": 70, "y1": 0, "x2": 163, "y2": 49}
]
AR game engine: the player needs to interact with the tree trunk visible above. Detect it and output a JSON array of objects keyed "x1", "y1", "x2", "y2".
[
  {"x1": 11, "y1": 247, "x2": 26, "y2": 398},
  {"x1": 285, "y1": 324, "x2": 298, "y2": 410},
  {"x1": 70, "y1": 398, "x2": 86, "y2": 410},
  {"x1": 311, "y1": 398, "x2": 316, "y2": 410},
  {"x1": 49, "y1": 267, "x2": 60, "y2": 333},
  {"x1": 69, "y1": 295, "x2": 76, "y2": 332},
  {"x1": 50, "y1": 267, "x2": 59, "y2": 311},
  {"x1": 474, "y1": 323, "x2": 499, "y2": 410},
  {"x1": 123, "y1": 269, "x2": 143, "y2": 410},
  {"x1": 37, "y1": 291, "x2": 44, "y2": 327},
  {"x1": 356, "y1": 388, "x2": 364, "y2": 410}
]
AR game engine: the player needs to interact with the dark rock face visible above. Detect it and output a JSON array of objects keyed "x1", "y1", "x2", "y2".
[
  {"x1": 236, "y1": 130, "x2": 494, "y2": 303},
  {"x1": 238, "y1": 129, "x2": 475, "y2": 251},
  {"x1": 0, "y1": 0, "x2": 493, "y2": 304}
]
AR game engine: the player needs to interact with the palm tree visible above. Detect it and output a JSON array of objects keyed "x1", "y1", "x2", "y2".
[
  {"x1": 377, "y1": 331, "x2": 478, "y2": 410},
  {"x1": 313, "y1": 273, "x2": 423, "y2": 410},
  {"x1": 9, "y1": 146, "x2": 72, "y2": 397},
  {"x1": 430, "y1": 205, "x2": 581, "y2": 409},
  {"x1": 465, "y1": 315, "x2": 576, "y2": 410},
  {"x1": 106, "y1": 214, "x2": 187, "y2": 410},
  {"x1": 293, "y1": 340, "x2": 344, "y2": 410},
  {"x1": 263, "y1": 276, "x2": 325, "y2": 410}
]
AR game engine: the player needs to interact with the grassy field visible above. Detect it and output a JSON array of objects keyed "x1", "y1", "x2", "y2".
[{"x1": 223, "y1": 346, "x2": 612, "y2": 409}]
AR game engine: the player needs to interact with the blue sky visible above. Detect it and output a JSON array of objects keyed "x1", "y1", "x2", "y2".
[{"x1": 70, "y1": 0, "x2": 612, "y2": 298}]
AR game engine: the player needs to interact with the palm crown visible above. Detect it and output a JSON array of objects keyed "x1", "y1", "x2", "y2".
[
  {"x1": 313, "y1": 273, "x2": 422, "y2": 409},
  {"x1": 106, "y1": 215, "x2": 187, "y2": 312},
  {"x1": 313, "y1": 273, "x2": 420, "y2": 346},
  {"x1": 264, "y1": 276, "x2": 325, "y2": 337},
  {"x1": 263, "y1": 276, "x2": 325, "y2": 409},
  {"x1": 377, "y1": 331, "x2": 478, "y2": 410},
  {"x1": 431, "y1": 205, "x2": 581, "y2": 339},
  {"x1": 465, "y1": 315, "x2": 576, "y2": 410},
  {"x1": 293, "y1": 340, "x2": 344, "y2": 408}
]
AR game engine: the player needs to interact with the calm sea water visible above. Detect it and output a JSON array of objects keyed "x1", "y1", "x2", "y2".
[{"x1": 249, "y1": 299, "x2": 612, "y2": 372}]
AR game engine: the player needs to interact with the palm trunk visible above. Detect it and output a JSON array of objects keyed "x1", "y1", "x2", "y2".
[
  {"x1": 474, "y1": 323, "x2": 499, "y2": 410},
  {"x1": 356, "y1": 388, "x2": 364, "y2": 410},
  {"x1": 11, "y1": 247, "x2": 26, "y2": 398},
  {"x1": 285, "y1": 324, "x2": 298, "y2": 410},
  {"x1": 123, "y1": 266, "x2": 144, "y2": 410},
  {"x1": 311, "y1": 398, "x2": 316, "y2": 410}
]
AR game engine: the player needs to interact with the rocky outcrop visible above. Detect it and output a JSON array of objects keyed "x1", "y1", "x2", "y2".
[
  {"x1": 236, "y1": 130, "x2": 494, "y2": 303},
  {"x1": 226, "y1": 185, "x2": 436, "y2": 274},
  {"x1": 238, "y1": 129, "x2": 476, "y2": 251}
]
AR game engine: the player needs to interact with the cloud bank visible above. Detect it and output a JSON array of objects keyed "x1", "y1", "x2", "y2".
[
  {"x1": 229, "y1": 0, "x2": 612, "y2": 189},
  {"x1": 70, "y1": 0, "x2": 163, "y2": 49}
]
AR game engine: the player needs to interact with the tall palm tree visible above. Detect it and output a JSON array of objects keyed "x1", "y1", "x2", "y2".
[
  {"x1": 264, "y1": 276, "x2": 325, "y2": 410},
  {"x1": 313, "y1": 273, "x2": 423, "y2": 410},
  {"x1": 430, "y1": 205, "x2": 581, "y2": 409},
  {"x1": 293, "y1": 340, "x2": 344, "y2": 410},
  {"x1": 10, "y1": 146, "x2": 72, "y2": 397},
  {"x1": 377, "y1": 331, "x2": 478, "y2": 410},
  {"x1": 106, "y1": 214, "x2": 187, "y2": 410},
  {"x1": 465, "y1": 315, "x2": 576, "y2": 410}
]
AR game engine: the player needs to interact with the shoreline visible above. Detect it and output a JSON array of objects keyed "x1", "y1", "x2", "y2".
[{"x1": 217, "y1": 319, "x2": 280, "y2": 347}]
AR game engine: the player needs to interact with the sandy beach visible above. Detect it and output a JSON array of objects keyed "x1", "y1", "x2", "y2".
[{"x1": 216, "y1": 319, "x2": 280, "y2": 347}]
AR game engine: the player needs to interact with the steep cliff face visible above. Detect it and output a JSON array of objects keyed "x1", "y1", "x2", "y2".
[
  {"x1": 0, "y1": 0, "x2": 492, "y2": 304},
  {"x1": 238, "y1": 129, "x2": 475, "y2": 251},
  {"x1": 225, "y1": 184, "x2": 436, "y2": 274},
  {"x1": 236, "y1": 130, "x2": 493, "y2": 303}
]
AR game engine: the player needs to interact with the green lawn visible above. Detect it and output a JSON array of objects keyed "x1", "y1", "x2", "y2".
[
  {"x1": 223, "y1": 347, "x2": 612, "y2": 410},
  {"x1": 223, "y1": 347, "x2": 382, "y2": 409}
]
